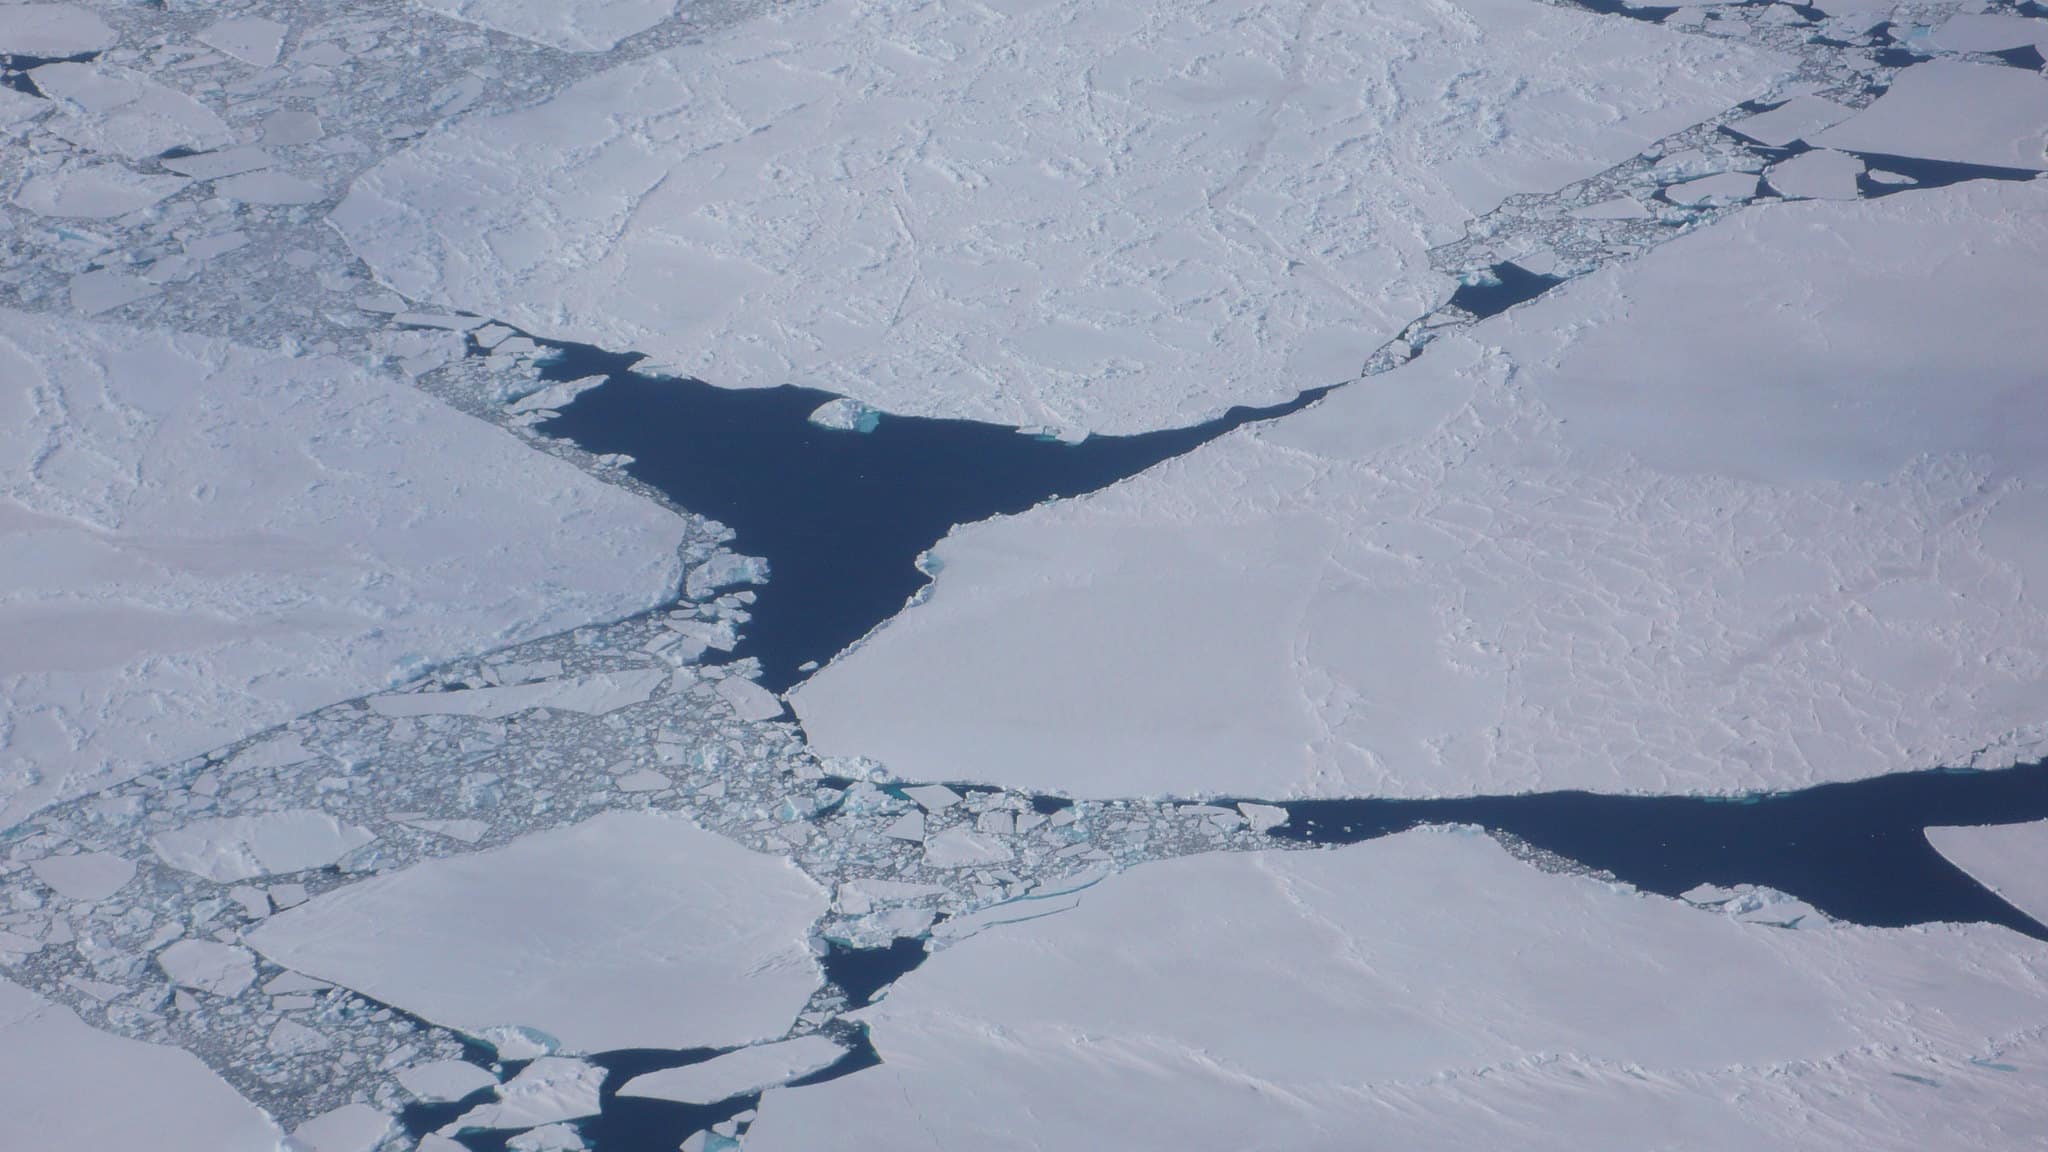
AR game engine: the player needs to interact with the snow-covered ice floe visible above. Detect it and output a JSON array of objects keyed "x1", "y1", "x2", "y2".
[
  {"x1": 245, "y1": 810, "x2": 827, "y2": 1052},
  {"x1": 333, "y1": 0, "x2": 1783, "y2": 435},
  {"x1": 409, "y1": 0, "x2": 680, "y2": 53},
  {"x1": 1927, "y1": 820, "x2": 2048, "y2": 931},
  {"x1": 747, "y1": 827, "x2": 2048, "y2": 1151},
  {"x1": 794, "y1": 179, "x2": 2048, "y2": 798},
  {"x1": 0, "y1": 308, "x2": 689, "y2": 828}
]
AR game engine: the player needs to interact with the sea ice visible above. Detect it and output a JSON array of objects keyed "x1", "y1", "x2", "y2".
[
  {"x1": 1813, "y1": 61, "x2": 2048, "y2": 170},
  {"x1": 290, "y1": 1103, "x2": 392, "y2": 1152},
  {"x1": 1926, "y1": 820, "x2": 2048, "y2": 930},
  {"x1": 747, "y1": 828, "x2": 2048, "y2": 1151},
  {"x1": 451, "y1": 1057, "x2": 605, "y2": 1129},
  {"x1": 619, "y1": 1035, "x2": 847, "y2": 1104},
  {"x1": 794, "y1": 180, "x2": 2048, "y2": 798},
  {"x1": 334, "y1": 0, "x2": 1781, "y2": 434},
  {"x1": 246, "y1": 810, "x2": 828, "y2": 1052},
  {"x1": 366, "y1": 669, "x2": 668, "y2": 719},
  {"x1": 27, "y1": 850, "x2": 134, "y2": 900},
  {"x1": 30, "y1": 62, "x2": 231, "y2": 160},
  {"x1": 0, "y1": 4, "x2": 115, "y2": 56},
  {"x1": 0, "y1": 978, "x2": 280, "y2": 1152},
  {"x1": 410, "y1": 0, "x2": 679, "y2": 53},
  {"x1": 151, "y1": 810, "x2": 377, "y2": 882},
  {"x1": 196, "y1": 16, "x2": 289, "y2": 68},
  {"x1": 12, "y1": 162, "x2": 187, "y2": 218},
  {"x1": 156, "y1": 939, "x2": 258, "y2": 997},
  {"x1": 0, "y1": 308, "x2": 688, "y2": 828}
]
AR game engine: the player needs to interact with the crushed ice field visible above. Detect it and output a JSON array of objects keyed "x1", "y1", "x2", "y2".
[{"x1": 3, "y1": 0, "x2": 2048, "y2": 1149}]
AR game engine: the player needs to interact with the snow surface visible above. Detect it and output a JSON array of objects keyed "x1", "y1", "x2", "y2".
[
  {"x1": 747, "y1": 827, "x2": 2048, "y2": 1151},
  {"x1": 410, "y1": 0, "x2": 679, "y2": 53},
  {"x1": 245, "y1": 810, "x2": 828, "y2": 1052},
  {"x1": 794, "y1": 180, "x2": 2048, "y2": 798},
  {"x1": 0, "y1": 977, "x2": 280, "y2": 1152},
  {"x1": 334, "y1": 0, "x2": 1781, "y2": 435},
  {"x1": 1926, "y1": 820, "x2": 2048, "y2": 930},
  {"x1": 0, "y1": 308, "x2": 688, "y2": 829}
]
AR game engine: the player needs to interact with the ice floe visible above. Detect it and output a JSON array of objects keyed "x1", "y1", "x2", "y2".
[
  {"x1": 1927, "y1": 819, "x2": 2048, "y2": 930},
  {"x1": 333, "y1": 0, "x2": 1782, "y2": 435},
  {"x1": 748, "y1": 828, "x2": 2048, "y2": 1151},
  {"x1": 245, "y1": 810, "x2": 828, "y2": 1051},
  {"x1": 795, "y1": 180, "x2": 2048, "y2": 798}
]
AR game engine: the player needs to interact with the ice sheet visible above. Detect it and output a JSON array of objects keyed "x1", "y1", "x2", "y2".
[
  {"x1": 334, "y1": 0, "x2": 1781, "y2": 435},
  {"x1": 795, "y1": 180, "x2": 2048, "y2": 798},
  {"x1": 246, "y1": 810, "x2": 827, "y2": 1052}
]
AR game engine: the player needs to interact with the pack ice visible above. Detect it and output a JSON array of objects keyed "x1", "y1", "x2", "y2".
[
  {"x1": 794, "y1": 179, "x2": 2048, "y2": 798},
  {"x1": 333, "y1": 0, "x2": 1782, "y2": 435}
]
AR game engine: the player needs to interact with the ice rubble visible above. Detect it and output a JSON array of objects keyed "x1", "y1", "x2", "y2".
[
  {"x1": 0, "y1": 976, "x2": 280, "y2": 1152},
  {"x1": 748, "y1": 827, "x2": 2048, "y2": 1152},
  {"x1": 794, "y1": 179, "x2": 2048, "y2": 799},
  {"x1": 245, "y1": 810, "x2": 828, "y2": 1052},
  {"x1": 331, "y1": 0, "x2": 1782, "y2": 436},
  {"x1": 1927, "y1": 820, "x2": 2048, "y2": 930},
  {"x1": 0, "y1": 308, "x2": 689, "y2": 828}
]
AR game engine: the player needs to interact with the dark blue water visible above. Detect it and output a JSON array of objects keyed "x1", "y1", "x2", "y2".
[
  {"x1": 533, "y1": 341, "x2": 1330, "y2": 691},
  {"x1": 0, "y1": 52, "x2": 95, "y2": 96},
  {"x1": 1449, "y1": 262, "x2": 1566, "y2": 318},
  {"x1": 1257, "y1": 760, "x2": 2048, "y2": 940},
  {"x1": 1849, "y1": 151, "x2": 2044, "y2": 197},
  {"x1": 820, "y1": 937, "x2": 929, "y2": 1008}
]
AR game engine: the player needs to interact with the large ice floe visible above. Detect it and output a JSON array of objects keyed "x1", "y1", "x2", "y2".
[
  {"x1": 332, "y1": 0, "x2": 1783, "y2": 435},
  {"x1": 795, "y1": 178, "x2": 2048, "y2": 798},
  {"x1": 1927, "y1": 819, "x2": 2048, "y2": 930},
  {"x1": 0, "y1": 975, "x2": 280, "y2": 1152},
  {"x1": 245, "y1": 810, "x2": 827, "y2": 1052},
  {"x1": 0, "y1": 308, "x2": 689, "y2": 827},
  {"x1": 747, "y1": 826, "x2": 2048, "y2": 1151}
]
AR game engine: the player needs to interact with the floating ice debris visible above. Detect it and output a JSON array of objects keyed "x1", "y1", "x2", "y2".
[
  {"x1": 687, "y1": 553, "x2": 772, "y2": 601},
  {"x1": 807, "y1": 398, "x2": 881, "y2": 434},
  {"x1": 620, "y1": 1035, "x2": 848, "y2": 1105},
  {"x1": 156, "y1": 939, "x2": 257, "y2": 998},
  {"x1": 450, "y1": 1057, "x2": 606, "y2": 1130}
]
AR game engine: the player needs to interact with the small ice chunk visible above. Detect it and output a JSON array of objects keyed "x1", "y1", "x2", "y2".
[
  {"x1": 902, "y1": 785, "x2": 962, "y2": 812},
  {"x1": 14, "y1": 164, "x2": 187, "y2": 219},
  {"x1": 291, "y1": 1104, "x2": 391, "y2": 1152},
  {"x1": 1569, "y1": 197, "x2": 1650, "y2": 220},
  {"x1": 198, "y1": 17, "x2": 288, "y2": 68},
  {"x1": 151, "y1": 810, "x2": 376, "y2": 883},
  {"x1": 450, "y1": 1058, "x2": 604, "y2": 1131},
  {"x1": 0, "y1": 4, "x2": 116, "y2": 56},
  {"x1": 1766, "y1": 149, "x2": 1863, "y2": 200},
  {"x1": 882, "y1": 810, "x2": 927, "y2": 841},
  {"x1": 715, "y1": 676, "x2": 784, "y2": 721},
  {"x1": 212, "y1": 170, "x2": 326, "y2": 205},
  {"x1": 1237, "y1": 803, "x2": 1289, "y2": 833},
  {"x1": 230, "y1": 732, "x2": 313, "y2": 771},
  {"x1": 1665, "y1": 171, "x2": 1759, "y2": 206},
  {"x1": 398, "y1": 1060, "x2": 498, "y2": 1103},
  {"x1": 267, "y1": 1019, "x2": 332, "y2": 1055},
  {"x1": 614, "y1": 769, "x2": 672, "y2": 793},
  {"x1": 158, "y1": 939, "x2": 257, "y2": 997},
  {"x1": 686, "y1": 553, "x2": 770, "y2": 600},
  {"x1": 162, "y1": 147, "x2": 276, "y2": 180},
  {"x1": 620, "y1": 1035, "x2": 848, "y2": 1104},
  {"x1": 807, "y1": 397, "x2": 881, "y2": 433},
  {"x1": 922, "y1": 826, "x2": 1014, "y2": 868},
  {"x1": 29, "y1": 851, "x2": 134, "y2": 901},
  {"x1": 506, "y1": 375, "x2": 604, "y2": 415},
  {"x1": 1726, "y1": 96, "x2": 1852, "y2": 147},
  {"x1": 262, "y1": 108, "x2": 323, "y2": 146},
  {"x1": 508, "y1": 1124, "x2": 587, "y2": 1152},
  {"x1": 229, "y1": 885, "x2": 270, "y2": 919}
]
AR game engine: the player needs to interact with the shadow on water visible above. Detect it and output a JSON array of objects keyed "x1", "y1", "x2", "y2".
[
  {"x1": 534, "y1": 341, "x2": 1332, "y2": 691},
  {"x1": 1260, "y1": 760, "x2": 2048, "y2": 941}
]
